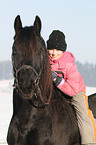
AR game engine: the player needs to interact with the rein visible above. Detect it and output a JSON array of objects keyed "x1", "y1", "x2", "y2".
[{"x1": 14, "y1": 64, "x2": 51, "y2": 108}]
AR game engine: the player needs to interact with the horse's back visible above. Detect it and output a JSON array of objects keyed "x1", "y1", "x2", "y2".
[{"x1": 88, "y1": 93, "x2": 96, "y2": 118}]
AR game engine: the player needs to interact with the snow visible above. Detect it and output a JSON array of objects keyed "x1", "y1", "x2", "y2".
[
  {"x1": 0, "y1": 79, "x2": 96, "y2": 144},
  {"x1": 0, "y1": 79, "x2": 13, "y2": 145},
  {"x1": 86, "y1": 86, "x2": 96, "y2": 96}
]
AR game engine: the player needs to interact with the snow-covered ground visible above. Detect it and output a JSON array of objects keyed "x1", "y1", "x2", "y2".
[
  {"x1": 0, "y1": 79, "x2": 13, "y2": 145},
  {"x1": 0, "y1": 79, "x2": 96, "y2": 144}
]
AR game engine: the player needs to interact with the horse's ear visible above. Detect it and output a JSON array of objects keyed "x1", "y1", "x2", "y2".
[
  {"x1": 14, "y1": 15, "x2": 22, "y2": 34},
  {"x1": 34, "y1": 15, "x2": 41, "y2": 35}
]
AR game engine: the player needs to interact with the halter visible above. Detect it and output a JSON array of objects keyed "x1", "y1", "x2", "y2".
[{"x1": 14, "y1": 64, "x2": 51, "y2": 108}]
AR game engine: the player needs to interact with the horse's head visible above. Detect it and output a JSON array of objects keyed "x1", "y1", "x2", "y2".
[{"x1": 12, "y1": 15, "x2": 52, "y2": 105}]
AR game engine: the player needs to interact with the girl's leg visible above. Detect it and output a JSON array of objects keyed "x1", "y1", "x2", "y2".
[{"x1": 72, "y1": 92, "x2": 96, "y2": 144}]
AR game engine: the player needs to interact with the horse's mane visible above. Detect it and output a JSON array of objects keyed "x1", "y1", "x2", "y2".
[{"x1": 39, "y1": 41, "x2": 53, "y2": 103}]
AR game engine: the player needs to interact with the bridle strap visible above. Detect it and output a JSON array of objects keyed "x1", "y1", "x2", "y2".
[
  {"x1": 14, "y1": 65, "x2": 40, "y2": 97},
  {"x1": 14, "y1": 64, "x2": 51, "y2": 107},
  {"x1": 16, "y1": 65, "x2": 39, "y2": 80}
]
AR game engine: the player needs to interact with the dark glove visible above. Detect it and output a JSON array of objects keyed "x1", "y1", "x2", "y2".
[{"x1": 51, "y1": 69, "x2": 64, "y2": 86}]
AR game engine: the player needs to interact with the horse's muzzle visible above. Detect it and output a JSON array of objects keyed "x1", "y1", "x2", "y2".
[{"x1": 15, "y1": 65, "x2": 40, "y2": 99}]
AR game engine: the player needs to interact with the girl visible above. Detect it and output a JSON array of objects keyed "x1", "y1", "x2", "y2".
[{"x1": 47, "y1": 30, "x2": 96, "y2": 145}]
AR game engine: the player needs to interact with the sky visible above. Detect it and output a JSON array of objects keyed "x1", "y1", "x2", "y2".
[{"x1": 0, "y1": 0, "x2": 96, "y2": 64}]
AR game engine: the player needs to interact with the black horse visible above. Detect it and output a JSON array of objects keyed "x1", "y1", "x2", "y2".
[{"x1": 7, "y1": 15, "x2": 96, "y2": 145}]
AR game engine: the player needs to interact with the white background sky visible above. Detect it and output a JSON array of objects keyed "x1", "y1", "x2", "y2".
[{"x1": 0, "y1": 0, "x2": 96, "y2": 64}]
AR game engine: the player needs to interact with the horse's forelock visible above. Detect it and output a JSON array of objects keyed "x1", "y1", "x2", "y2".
[{"x1": 14, "y1": 27, "x2": 37, "y2": 60}]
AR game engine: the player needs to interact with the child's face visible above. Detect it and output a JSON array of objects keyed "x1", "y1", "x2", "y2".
[{"x1": 49, "y1": 49, "x2": 64, "y2": 60}]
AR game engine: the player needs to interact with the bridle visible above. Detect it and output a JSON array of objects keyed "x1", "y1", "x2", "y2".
[{"x1": 13, "y1": 64, "x2": 51, "y2": 108}]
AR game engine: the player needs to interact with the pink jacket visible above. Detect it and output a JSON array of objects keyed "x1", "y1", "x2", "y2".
[{"x1": 50, "y1": 51, "x2": 86, "y2": 96}]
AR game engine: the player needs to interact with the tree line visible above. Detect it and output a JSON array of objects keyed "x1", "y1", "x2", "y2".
[
  {"x1": 0, "y1": 60, "x2": 96, "y2": 87},
  {"x1": 76, "y1": 61, "x2": 96, "y2": 87}
]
